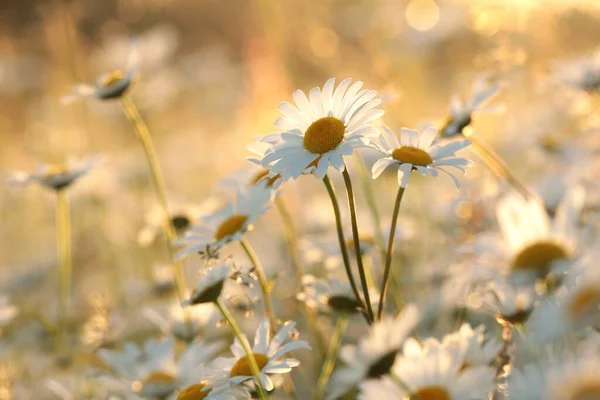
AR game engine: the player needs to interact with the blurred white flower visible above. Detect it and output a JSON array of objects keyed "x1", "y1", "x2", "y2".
[
  {"x1": 8, "y1": 156, "x2": 100, "y2": 191},
  {"x1": 174, "y1": 186, "x2": 271, "y2": 260},
  {"x1": 296, "y1": 274, "x2": 365, "y2": 314},
  {"x1": 183, "y1": 263, "x2": 233, "y2": 306},
  {"x1": 554, "y1": 48, "x2": 600, "y2": 92}
]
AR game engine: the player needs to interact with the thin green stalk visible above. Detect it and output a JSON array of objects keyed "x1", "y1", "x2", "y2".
[
  {"x1": 240, "y1": 238, "x2": 277, "y2": 332},
  {"x1": 322, "y1": 175, "x2": 370, "y2": 324},
  {"x1": 56, "y1": 189, "x2": 72, "y2": 350},
  {"x1": 352, "y1": 153, "x2": 402, "y2": 310},
  {"x1": 341, "y1": 168, "x2": 375, "y2": 322},
  {"x1": 216, "y1": 299, "x2": 268, "y2": 400},
  {"x1": 315, "y1": 315, "x2": 349, "y2": 400},
  {"x1": 274, "y1": 196, "x2": 326, "y2": 357},
  {"x1": 274, "y1": 196, "x2": 303, "y2": 283},
  {"x1": 377, "y1": 186, "x2": 406, "y2": 320},
  {"x1": 464, "y1": 133, "x2": 532, "y2": 200},
  {"x1": 120, "y1": 96, "x2": 192, "y2": 331}
]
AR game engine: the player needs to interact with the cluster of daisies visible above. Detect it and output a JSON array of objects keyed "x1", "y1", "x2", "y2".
[{"x1": 5, "y1": 42, "x2": 600, "y2": 400}]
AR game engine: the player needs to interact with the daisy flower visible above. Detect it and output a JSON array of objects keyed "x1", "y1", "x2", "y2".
[
  {"x1": 296, "y1": 274, "x2": 364, "y2": 314},
  {"x1": 553, "y1": 48, "x2": 600, "y2": 92},
  {"x1": 183, "y1": 263, "x2": 233, "y2": 306},
  {"x1": 143, "y1": 301, "x2": 221, "y2": 342},
  {"x1": 62, "y1": 42, "x2": 138, "y2": 102},
  {"x1": 327, "y1": 304, "x2": 420, "y2": 399},
  {"x1": 359, "y1": 344, "x2": 496, "y2": 400},
  {"x1": 371, "y1": 126, "x2": 473, "y2": 188},
  {"x1": 174, "y1": 186, "x2": 271, "y2": 260},
  {"x1": 8, "y1": 156, "x2": 99, "y2": 191},
  {"x1": 439, "y1": 75, "x2": 503, "y2": 138},
  {"x1": 259, "y1": 78, "x2": 383, "y2": 181},
  {"x1": 508, "y1": 345, "x2": 600, "y2": 400},
  {"x1": 493, "y1": 188, "x2": 585, "y2": 283},
  {"x1": 138, "y1": 199, "x2": 222, "y2": 247},
  {"x1": 207, "y1": 318, "x2": 311, "y2": 392},
  {"x1": 528, "y1": 265, "x2": 600, "y2": 342},
  {"x1": 97, "y1": 337, "x2": 225, "y2": 399}
]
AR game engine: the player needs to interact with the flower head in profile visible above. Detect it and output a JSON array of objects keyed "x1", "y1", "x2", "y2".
[
  {"x1": 8, "y1": 156, "x2": 99, "y2": 191},
  {"x1": 62, "y1": 42, "x2": 138, "y2": 102},
  {"x1": 208, "y1": 319, "x2": 311, "y2": 392},
  {"x1": 439, "y1": 75, "x2": 503, "y2": 138},
  {"x1": 96, "y1": 337, "x2": 224, "y2": 399},
  {"x1": 553, "y1": 48, "x2": 600, "y2": 93},
  {"x1": 359, "y1": 344, "x2": 496, "y2": 400},
  {"x1": 175, "y1": 186, "x2": 271, "y2": 260},
  {"x1": 183, "y1": 262, "x2": 233, "y2": 306},
  {"x1": 296, "y1": 274, "x2": 364, "y2": 314},
  {"x1": 371, "y1": 127, "x2": 473, "y2": 188},
  {"x1": 327, "y1": 304, "x2": 420, "y2": 399},
  {"x1": 259, "y1": 78, "x2": 383, "y2": 181}
]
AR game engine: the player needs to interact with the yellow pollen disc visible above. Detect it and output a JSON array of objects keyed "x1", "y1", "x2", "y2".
[
  {"x1": 102, "y1": 70, "x2": 125, "y2": 87},
  {"x1": 230, "y1": 353, "x2": 269, "y2": 377},
  {"x1": 177, "y1": 382, "x2": 210, "y2": 400},
  {"x1": 568, "y1": 286, "x2": 600, "y2": 321},
  {"x1": 511, "y1": 241, "x2": 569, "y2": 274},
  {"x1": 250, "y1": 168, "x2": 281, "y2": 187},
  {"x1": 410, "y1": 386, "x2": 451, "y2": 400},
  {"x1": 303, "y1": 117, "x2": 346, "y2": 154},
  {"x1": 46, "y1": 164, "x2": 69, "y2": 176},
  {"x1": 391, "y1": 146, "x2": 433, "y2": 166},
  {"x1": 214, "y1": 215, "x2": 249, "y2": 241},
  {"x1": 143, "y1": 371, "x2": 176, "y2": 384}
]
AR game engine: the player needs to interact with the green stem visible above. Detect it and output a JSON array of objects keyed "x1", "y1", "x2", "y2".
[
  {"x1": 352, "y1": 153, "x2": 403, "y2": 310},
  {"x1": 341, "y1": 168, "x2": 375, "y2": 322},
  {"x1": 56, "y1": 189, "x2": 72, "y2": 350},
  {"x1": 464, "y1": 133, "x2": 532, "y2": 200},
  {"x1": 377, "y1": 186, "x2": 406, "y2": 320},
  {"x1": 322, "y1": 175, "x2": 370, "y2": 324},
  {"x1": 216, "y1": 299, "x2": 268, "y2": 400},
  {"x1": 240, "y1": 238, "x2": 277, "y2": 332},
  {"x1": 274, "y1": 196, "x2": 326, "y2": 357},
  {"x1": 120, "y1": 96, "x2": 193, "y2": 334},
  {"x1": 315, "y1": 315, "x2": 349, "y2": 400}
]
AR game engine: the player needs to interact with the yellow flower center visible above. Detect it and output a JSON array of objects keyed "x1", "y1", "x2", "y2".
[
  {"x1": 571, "y1": 383, "x2": 600, "y2": 400},
  {"x1": 303, "y1": 117, "x2": 346, "y2": 154},
  {"x1": 214, "y1": 215, "x2": 249, "y2": 241},
  {"x1": 230, "y1": 353, "x2": 269, "y2": 377},
  {"x1": 250, "y1": 168, "x2": 281, "y2": 187},
  {"x1": 511, "y1": 241, "x2": 569, "y2": 275},
  {"x1": 409, "y1": 386, "x2": 451, "y2": 400},
  {"x1": 177, "y1": 382, "x2": 210, "y2": 400},
  {"x1": 391, "y1": 146, "x2": 433, "y2": 166},
  {"x1": 46, "y1": 164, "x2": 69, "y2": 176},
  {"x1": 143, "y1": 371, "x2": 176, "y2": 384},
  {"x1": 567, "y1": 286, "x2": 600, "y2": 322},
  {"x1": 102, "y1": 70, "x2": 125, "y2": 87}
]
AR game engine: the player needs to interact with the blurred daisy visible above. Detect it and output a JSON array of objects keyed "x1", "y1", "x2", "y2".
[
  {"x1": 554, "y1": 48, "x2": 600, "y2": 92},
  {"x1": 217, "y1": 142, "x2": 284, "y2": 196},
  {"x1": 259, "y1": 78, "x2": 383, "y2": 181},
  {"x1": 492, "y1": 189, "x2": 585, "y2": 283},
  {"x1": 138, "y1": 199, "x2": 221, "y2": 247},
  {"x1": 8, "y1": 157, "x2": 99, "y2": 191},
  {"x1": 371, "y1": 127, "x2": 473, "y2": 188},
  {"x1": 508, "y1": 347, "x2": 600, "y2": 400},
  {"x1": 439, "y1": 75, "x2": 503, "y2": 138},
  {"x1": 0, "y1": 297, "x2": 18, "y2": 327},
  {"x1": 63, "y1": 43, "x2": 138, "y2": 102},
  {"x1": 208, "y1": 318, "x2": 311, "y2": 392},
  {"x1": 175, "y1": 186, "x2": 271, "y2": 260},
  {"x1": 359, "y1": 344, "x2": 496, "y2": 399},
  {"x1": 183, "y1": 263, "x2": 233, "y2": 306},
  {"x1": 143, "y1": 301, "x2": 220, "y2": 342},
  {"x1": 327, "y1": 304, "x2": 420, "y2": 399},
  {"x1": 441, "y1": 324, "x2": 501, "y2": 371},
  {"x1": 175, "y1": 381, "x2": 250, "y2": 400},
  {"x1": 296, "y1": 274, "x2": 364, "y2": 314},
  {"x1": 529, "y1": 267, "x2": 600, "y2": 342},
  {"x1": 97, "y1": 337, "x2": 224, "y2": 399}
]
